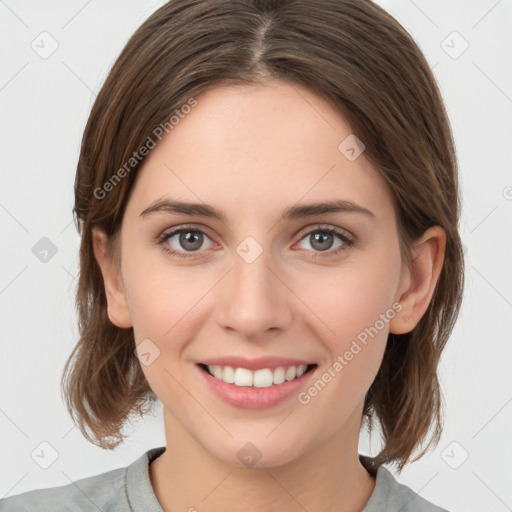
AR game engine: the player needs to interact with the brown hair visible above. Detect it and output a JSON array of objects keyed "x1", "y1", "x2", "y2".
[{"x1": 61, "y1": 0, "x2": 464, "y2": 470}]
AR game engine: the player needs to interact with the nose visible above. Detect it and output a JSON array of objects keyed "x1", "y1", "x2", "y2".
[{"x1": 215, "y1": 239, "x2": 293, "y2": 341}]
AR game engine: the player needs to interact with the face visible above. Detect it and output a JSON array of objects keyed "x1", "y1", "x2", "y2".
[{"x1": 103, "y1": 80, "x2": 411, "y2": 468}]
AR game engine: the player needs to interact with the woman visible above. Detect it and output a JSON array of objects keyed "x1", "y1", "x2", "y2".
[{"x1": 0, "y1": 0, "x2": 464, "y2": 510}]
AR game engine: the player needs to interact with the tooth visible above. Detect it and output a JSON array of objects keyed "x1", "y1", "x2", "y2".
[
  {"x1": 223, "y1": 366, "x2": 235, "y2": 383},
  {"x1": 285, "y1": 366, "x2": 297, "y2": 381},
  {"x1": 253, "y1": 369, "x2": 273, "y2": 388},
  {"x1": 207, "y1": 363, "x2": 309, "y2": 386},
  {"x1": 273, "y1": 367, "x2": 285, "y2": 384},
  {"x1": 212, "y1": 365, "x2": 223, "y2": 379},
  {"x1": 296, "y1": 365, "x2": 307, "y2": 377},
  {"x1": 234, "y1": 367, "x2": 253, "y2": 386}
]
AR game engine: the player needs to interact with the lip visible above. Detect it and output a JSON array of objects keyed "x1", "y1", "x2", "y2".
[
  {"x1": 199, "y1": 356, "x2": 315, "y2": 371},
  {"x1": 196, "y1": 362, "x2": 317, "y2": 409}
]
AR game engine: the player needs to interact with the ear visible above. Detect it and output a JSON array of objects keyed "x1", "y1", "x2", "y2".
[
  {"x1": 389, "y1": 226, "x2": 446, "y2": 335},
  {"x1": 92, "y1": 227, "x2": 133, "y2": 328}
]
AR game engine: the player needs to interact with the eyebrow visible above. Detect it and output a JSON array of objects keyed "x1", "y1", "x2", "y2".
[{"x1": 139, "y1": 198, "x2": 376, "y2": 222}]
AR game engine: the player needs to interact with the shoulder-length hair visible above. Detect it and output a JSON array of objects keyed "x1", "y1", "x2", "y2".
[{"x1": 62, "y1": 0, "x2": 464, "y2": 471}]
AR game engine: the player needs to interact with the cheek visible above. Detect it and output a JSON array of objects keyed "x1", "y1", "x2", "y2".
[
  {"x1": 293, "y1": 252, "x2": 400, "y2": 404},
  {"x1": 290, "y1": 286, "x2": 396, "y2": 456},
  {"x1": 298, "y1": 259, "x2": 399, "y2": 349},
  {"x1": 124, "y1": 258, "x2": 206, "y2": 414},
  {"x1": 122, "y1": 240, "x2": 199, "y2": 339},
  {"x1": 123, "y1": 250, "x2": 216, "y2": 398}
]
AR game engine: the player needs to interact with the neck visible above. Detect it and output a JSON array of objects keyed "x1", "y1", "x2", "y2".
[{"x1": 150, "y1": 409, "x2": 376, "y2": 512}]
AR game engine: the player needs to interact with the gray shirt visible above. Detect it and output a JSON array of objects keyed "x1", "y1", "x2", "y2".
[{"x1": 0, "y1": 446, "x2": 449, "y2": 511}]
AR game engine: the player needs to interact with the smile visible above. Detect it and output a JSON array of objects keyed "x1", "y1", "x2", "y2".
[
  {"x1": 196, "y1": 360, "x2": 318, "y2": 409},
  {"x1": 200, "y1": 363, "x2": 316, "y2": 387}
]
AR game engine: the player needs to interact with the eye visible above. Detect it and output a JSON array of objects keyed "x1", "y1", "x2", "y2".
[
  {"x1": 294, "y1": 225, "x2": 355, "y2": 258},
  {"x1": 156, "y1": 225, "x2": 216, "y2": 259},
  {"x1": 155, "y1": 224, "x2": 356, "y2": 260}
]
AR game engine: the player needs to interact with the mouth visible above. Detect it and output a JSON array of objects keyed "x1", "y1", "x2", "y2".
[{"x1": 198, "y1": 363, "x2": 318, "y2": 388}]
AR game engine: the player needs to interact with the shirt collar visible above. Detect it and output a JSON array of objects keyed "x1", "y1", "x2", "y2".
[
  {"x1": 126, "y1": 446, "x2": 166, "y2": 512},
  {"x1": 127, "y1": 446, "x2": 399, "y2": 512}
]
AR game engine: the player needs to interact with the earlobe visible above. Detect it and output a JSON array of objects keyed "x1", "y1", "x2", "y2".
[
  {"x1": 389, "y1": 226, "x2": 446, "y2": 334},
  {"x1": 92, "y1": 227, "x2": 133, "y2": 328}
]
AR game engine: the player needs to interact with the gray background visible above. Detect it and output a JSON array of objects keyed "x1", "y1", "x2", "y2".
[{"x1": 1, "y1": 1, "x2": 511, "y2": 510}]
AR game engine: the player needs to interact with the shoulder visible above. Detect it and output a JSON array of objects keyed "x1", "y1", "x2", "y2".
[
  {"x1": 0, "y1": 465, "x2": 129, "y2": 512},
  {"x1": 365, "y1": 465, "x2": 450, "y2": 512}
]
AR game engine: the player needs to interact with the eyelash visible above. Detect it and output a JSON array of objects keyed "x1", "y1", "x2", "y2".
[{"x1": 155, "y1": 224, "x2": 356, "y2": 260}]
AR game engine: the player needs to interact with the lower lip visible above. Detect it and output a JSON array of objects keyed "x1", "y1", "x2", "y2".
[{"x1": 197, "y1": 365, "x2": 316, "y2": 409}]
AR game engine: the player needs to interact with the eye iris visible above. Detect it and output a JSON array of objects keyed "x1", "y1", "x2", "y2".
[
  {"x1": 310, "y1": 232, "x2": 334, "y2": 251},
  {"x1": 180, "y1": 231, "x2": 203, "y2": 251}
]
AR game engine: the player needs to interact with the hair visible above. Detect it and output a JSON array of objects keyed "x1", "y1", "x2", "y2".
[{"x1": 61, "y1": 0, "x2": 464, "y2": 471}]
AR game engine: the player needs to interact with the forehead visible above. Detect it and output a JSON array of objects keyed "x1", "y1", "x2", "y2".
[{"x1": 126, "y1": 80, "x2": 395, "y2": 224}]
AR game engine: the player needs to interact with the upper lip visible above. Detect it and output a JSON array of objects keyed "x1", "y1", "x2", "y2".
[{"x1": 199, "y1": 356, "x2": 315, "y2": 371}]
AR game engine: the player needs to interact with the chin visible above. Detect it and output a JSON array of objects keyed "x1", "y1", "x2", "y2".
[{"x1": 203, "y1": 433, "x2": 311, "y2": 470}]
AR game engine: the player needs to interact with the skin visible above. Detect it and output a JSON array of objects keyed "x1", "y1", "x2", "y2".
[{"x1": 93, "y1": 80, "x2": 446, "y2": 512}]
